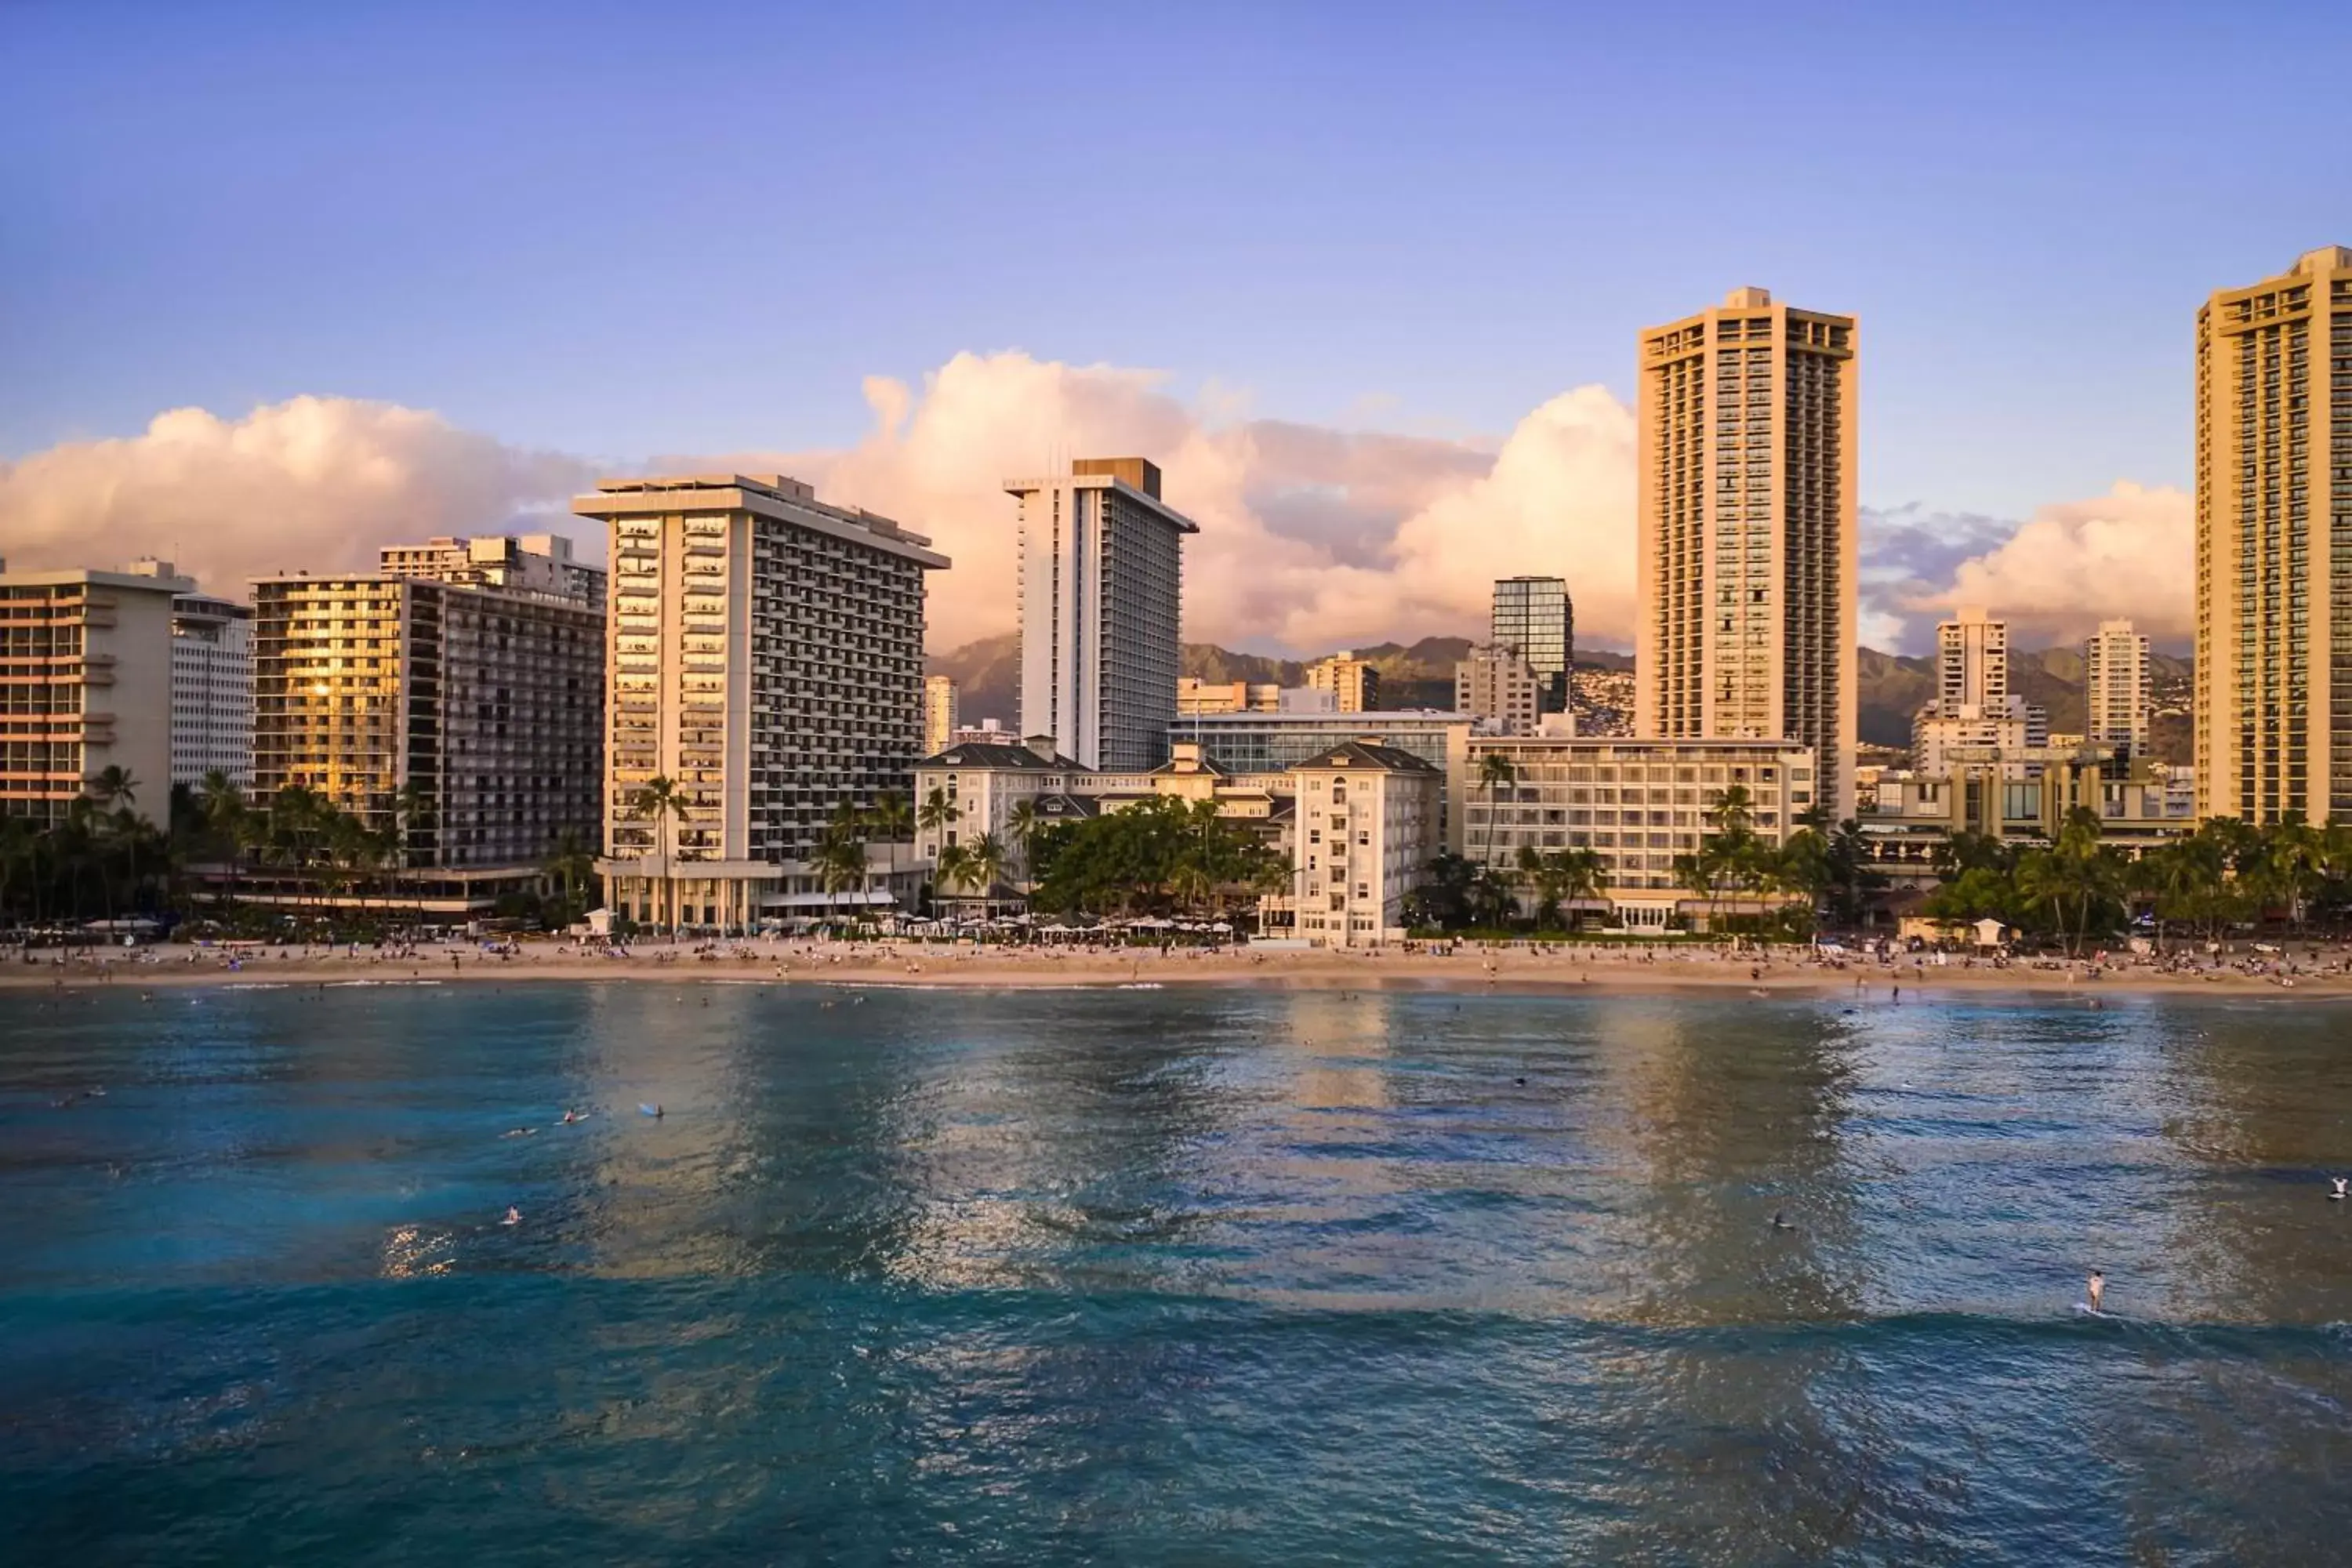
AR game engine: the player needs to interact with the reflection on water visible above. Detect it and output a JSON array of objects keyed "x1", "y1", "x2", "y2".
[{"x1": 4, "y1": 983, "x2": 2352, "y2": 1563}]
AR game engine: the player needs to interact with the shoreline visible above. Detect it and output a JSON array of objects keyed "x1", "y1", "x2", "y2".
[{"x1": 6, "y1": 941, "x2": 2350, "y2": 1004}]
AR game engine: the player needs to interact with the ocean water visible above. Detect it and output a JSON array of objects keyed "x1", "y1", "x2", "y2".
[{"x1": 5, "y1": 980, "x2": 2352, "y2": 1565}]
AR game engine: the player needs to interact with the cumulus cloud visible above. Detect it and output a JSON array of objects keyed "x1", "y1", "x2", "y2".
[
  {"x1": 0, "y1": 365, "x2": 2192, "y2": 662},
  {"x1": 1901, "y1": 481, "x2": 2193, "y2": 648},
  {"x1": 730, "y1": 350, "x2": 1636, "y2": 655},
  {"x1": 0, "y1": 396, "x2": 594, "y2": 593}
]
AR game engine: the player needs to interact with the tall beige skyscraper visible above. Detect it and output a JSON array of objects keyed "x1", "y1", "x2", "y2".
[
  {"x1": 575, "y1": 474, "x2": 947, "y2": 931},
  {"x1": 2083, "y1": 618, "x2": 2151, "y2": 757},
  {"x1": 2194, "y1": 245, "x2": 2352, "y2": 823},
  {"x1": 1635, "y1": 286, "x2": 1858, "y2": 820}
]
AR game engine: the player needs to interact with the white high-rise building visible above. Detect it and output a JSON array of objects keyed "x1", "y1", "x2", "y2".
[
  {"x1": 2083, "y1": 618, "x2": 2151, "y2": 757},
  {"x1": 575, "y1": 474, "x2": 948, "y2": 932},
  {"x1": 1004, "y1": 457, "x2": 1196, "y2": 771},
  {"x1": 168, "y1": 591, "x2": 253, "y2": 789},
  {"x1": 1636, "y1": 287, "x2": 1858, "y2": 820},
  {"x1": 1936, "y1": 607, "x2": 2008, "y2": 711},
  {"x1": 0, "y1": 558, "x2": 189, "y2": 828},
  {"x1": 1455, "y1": 644, "x2": 1544, "y2": 735}
]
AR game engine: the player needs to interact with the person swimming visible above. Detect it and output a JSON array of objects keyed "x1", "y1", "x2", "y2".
[
  {"x1": 2087, "y1": 1270, "x2": 2105, "y2": 1312},
  {"x1": 1770, "y1": 1210, "x2": 1795, "y2": 1231},
  {"x1": 561, "y1": 1109, "x2": 580, "y2": 1124}
]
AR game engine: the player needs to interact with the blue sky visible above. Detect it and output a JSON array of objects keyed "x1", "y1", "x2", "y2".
[{"x1": 2, "y1": 1, "x2": 2344, "y2": 651}]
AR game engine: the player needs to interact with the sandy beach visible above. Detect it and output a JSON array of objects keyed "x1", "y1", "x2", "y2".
[{"x1": 9, "y1": 936, "x2": 2352, "y2": 1000}]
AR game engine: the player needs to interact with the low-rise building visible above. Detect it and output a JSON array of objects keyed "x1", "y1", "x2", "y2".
[
  {"x1": 1462, "y1": 735, "x2": 1817, "y2": 928},
  {"x1": 1177, "y1": 678, "x2": 1283, "y2": 716}
]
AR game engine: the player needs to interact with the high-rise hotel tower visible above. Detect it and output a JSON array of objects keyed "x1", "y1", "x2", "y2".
[
  {"x1": 1635, "y1": 287, "x2": 1857, "y2": 821},
  {"x1": 1004, "y1": 457, "x2": 1196, "y2": 771},
  {"x1": 575, "y1": 474, "x2": 947, "y2": 931},
  {"x1": 2194, "y1": 246, "x2": 2352, "y2": 823}
]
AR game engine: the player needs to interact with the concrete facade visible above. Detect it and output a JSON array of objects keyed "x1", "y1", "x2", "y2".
[
  {"x1": 2194, "y1": 245, "x2": 2352, "y2": 823},
  {"x1": 0, "y1": 562, "x2": 188, "y2": 828},
  {"x1": 575, "y1": 474, "x2": 947, "y2": 931},
  {"x1": 1461, "y1": 735, "x2": 1817, "y2": 919},
  {"x1": 1285, "y1": 742, "x2": 1440, "y2": 947},
  {"x1": 167, "y1": 590, "x2": 253, "y2": 789},
  {"x1": 251, "y1": 573, "x2": 604, "y2": 870},
  {"x1": 1005, "y1": 457, "x2": 1196, "y2": 771},
  {"x1": 1305, "y1": 651, "x2": 1381, "y2": 713},
  {"x1": 1455, "y1": 644, "x2": 1543, "y2": 735},
  {"x1": 2083, "y1": 618, "x2": 2151, "y2": 757},
  {"x1": 1636, "y1": 286, "x2": 1859, "y2": 821},
  {"x1": 379, "y1": 532, "x2": 607, "y2": 605}
]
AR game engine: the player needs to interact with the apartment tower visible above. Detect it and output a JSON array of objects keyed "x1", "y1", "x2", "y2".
[
  {"x1": 1936, "y1": 607, "x2": 2009, "y2": 711},
  {"x1": 1491, "y1": 576, "x2": 1573, "y2": 716},
  {"x1": 1004, "y1": 457, "x2": 1196, "y2": 771},
  {"x1": 1305, "y1": 650, "x2": 1381, "y2": 713},
  {"x1": 2083, "y1": 618, "x2": 2151, "y2": 757},
  {"x1": 250, "y1": 569, "x2": 603, "y2": 878},
  {"x1": 1636, "y1": 286, "x2": 1857, "y2": 821},
  {"x1": 575, "y1": 474, "x2": 947, "y2": 931},
  {"x1": 0, "y1": 560, "x2": 189, "y2": 828},
  {"x1": 2194, "y1": 245, "x2": 2352, "y2": 822}
]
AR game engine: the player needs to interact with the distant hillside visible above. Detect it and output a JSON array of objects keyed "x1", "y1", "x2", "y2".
[{"x1": 928, "y1": 634, "x2": 2185, "y2": 763}]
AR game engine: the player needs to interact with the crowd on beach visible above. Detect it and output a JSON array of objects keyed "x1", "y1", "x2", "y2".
[{"x1": 12, "y1": 925, "x2": 2352, "y2": 996}]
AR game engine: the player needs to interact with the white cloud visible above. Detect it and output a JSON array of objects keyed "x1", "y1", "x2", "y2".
[
  {"x1": 1905, "y1": 481, "x2": 2193, "y2": 646},
  {"x1": 0, "y1": 367, "x2": 2193, "y2": 661},
  {"x1": 739, "y1": 350, "x2": 1637, "y2": 655},
  {"x1": 0, "y1": 396, "x2": 594, "y2": 594}
]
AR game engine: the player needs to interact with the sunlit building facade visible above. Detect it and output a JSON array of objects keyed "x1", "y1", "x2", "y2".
[
  {"x1": 0, "y1": 561, "x2": 187, "y2": 828},
  {"x1": 1636, "y1": 287, "x2": 1858, "y2": 821},
  {"x1": 575, "y1": 473, "x2": 947, "y2": 930},
  {"x1": 2194, "y1": 245, "x2": 2352, "y2": 822}
]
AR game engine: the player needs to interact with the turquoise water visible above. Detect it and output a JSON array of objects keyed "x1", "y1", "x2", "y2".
[{"x1": 5, "y1": 981, "x2": 2352, "y2": 1564}]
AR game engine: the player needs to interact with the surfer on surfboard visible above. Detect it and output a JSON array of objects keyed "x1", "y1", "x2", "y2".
[{"x1": 2086, "y1": 1270, "x2": 2104, "y2": 1313}]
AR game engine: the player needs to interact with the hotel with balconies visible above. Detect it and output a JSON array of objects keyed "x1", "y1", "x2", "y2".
[
  {"x1": 575, "y1": 474, "x2": 948, "y2": 931},
  {"x1": 0, "y1": 559, "x2": 189, "y2": 828},
  {"x1": 249, "y1": 565, "x2": 603, "y2": 909},
  {"x1": 1636, "y1": 287, "x2": 1858, "y2": 821},
  {"x1": 2193, "y1": 245, "x2": 2352, "y2": 822}
]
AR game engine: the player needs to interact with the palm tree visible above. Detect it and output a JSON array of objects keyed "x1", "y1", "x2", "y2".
[
  {"x1": 630, "y1": 776, "x2": 683, "y2": 938},
  {"x1": 866, "y1": 789, "x2": 914, "y2": 913},
  {"x1": 88, "y1": 767, "x2": 143, "y2": 918},
  {"x1": 1475, "y1": 752, "x2": 1517, "y2": 872},
  {"x1": 934, "y1": 843, "x2": 974, "y2": 910},
  {"x1": 916, "y1": 786, "x2": 961, "y2": 861},
  {"x1": 1557, "y1": 846, "x2": 1605, "y2": 931},
  {"x1": 815, "y1": 807, "x2": 870, "y2": 928},
  {"x1": 0, "y1": 816, "x2": 34, "y2": 927},
  {"x1": 1006, "y1": 797, "x2": 1040, "y2": 888},
  {"x1": 543, "y1": 827, "x2": 597, "y2": 927},
  {"x1": 965, "y1": 831, "x2": 1007, "y2": 909}
]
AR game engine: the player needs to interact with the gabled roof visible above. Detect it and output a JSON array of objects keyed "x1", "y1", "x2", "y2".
[
  {"x1": 920, "y1": 742, "x2": 1069, "y2": 771},
  {"x1": 1292, "y1": 741, "x2": 1442, "y2": 774},
  {"x1": 1029, "y1": 793, "x2": 1099, "y2": 820}
]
